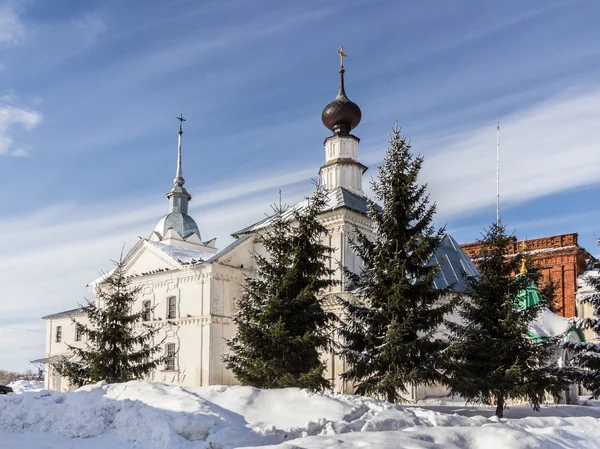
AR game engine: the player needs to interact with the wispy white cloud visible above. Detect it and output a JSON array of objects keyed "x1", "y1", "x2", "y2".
[
  {"x1": 510, "y1": 211, "x2": 600, "y2": 235},
  {"x1": 15, "y1": 5, "x2": 337, "y2": 157},
  {"x1": 0, "y1": 101, "x2": 42, "y2": 156},
  {"x1": 415, "y1": 86, "x2": 600, "y2": 220},
  {"x1": 0, "y1": 320, "x2": 46, "y2": 369},
  {"x1": 74, "y1": 13, "x2": 107, "y2": 46},
  {"x1": 0, "y1": 3, "x2": 24, "y2": 47},
  {"x1": 436, "y1": 0, "x2": 581, "y2": 56},
  {"x1": 10, "y1": 147, "x2": 28, "y2": 156}
]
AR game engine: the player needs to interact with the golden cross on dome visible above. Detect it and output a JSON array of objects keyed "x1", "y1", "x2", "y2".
[
  {"x1": 519, "y1": 241, "x2": 528, "y2": 274},
  {"x1": 338, "y1": 46, "x2": 347, "y2": 69}
]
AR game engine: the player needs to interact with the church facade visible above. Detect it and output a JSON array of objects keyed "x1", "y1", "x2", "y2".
[{"x1": 39, "y1": 55, "x2": 379, "y2": 393}]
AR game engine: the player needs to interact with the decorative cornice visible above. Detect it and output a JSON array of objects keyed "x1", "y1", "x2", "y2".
[
  {"x1": 318, "y1": 208, "x2": 373, "y2": 233},
  {"x1": 135, "y1": 313, "x2": 234, "y2": 327},
  {"x1": 323, "y1": 134, "x2": 360, "y2": 145},
  {"x1": 319, "y1": 158, "x2": 368, "y2": 175}
]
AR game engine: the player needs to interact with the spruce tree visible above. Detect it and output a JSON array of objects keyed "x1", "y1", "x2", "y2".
[
  {"x1": 446, "y1": 223, "x2": 573, "y2": 418},
  {"x1": 224, "y1": 183, "x2": 337, "y2": 391},
  {"x1": 565, "y1": 240, "x2": 600, "y2": 397},
  {"x1": 338, "y1": 127, "x2": 451, "y2": 403},
  {"x1": 54, "y1": 260, "x2": 167, "y2": 387}
]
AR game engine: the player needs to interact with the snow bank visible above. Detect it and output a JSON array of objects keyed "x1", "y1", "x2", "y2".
[
  {"x1": 7, "y1": 380, "x2": 44, "y2": 394},
  {"x1": 1, "y1": 381, "x2": 600, "y2": 448}
]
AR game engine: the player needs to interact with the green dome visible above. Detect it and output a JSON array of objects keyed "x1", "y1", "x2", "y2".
[{"x1": 515, "y1": 279, "x2": 544, "y2": 309}]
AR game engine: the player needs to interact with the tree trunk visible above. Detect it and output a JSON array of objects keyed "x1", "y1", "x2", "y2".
[
  {"x1": 495, "y1": 394, "x2": 504, "y2": 418},
  {"x1": 386, "y1": 389, "x2": 396, "y2": 403}
]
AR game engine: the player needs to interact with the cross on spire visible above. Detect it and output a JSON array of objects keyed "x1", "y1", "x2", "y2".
[
  {"x1": 177, "y1": 113, "x2": 186, "y2": 133},
  {"x1": 338, "y1": 46, "x2": 347, "y2": 69}
]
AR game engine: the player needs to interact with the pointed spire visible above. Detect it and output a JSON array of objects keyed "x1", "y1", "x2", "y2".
[
  {"x1": 166, "y1": 114, "x2": 191, "y2": 215},
  {"x1": 337, "y1": 46, "x2": 348, "y2": 99},
  {"x1": 174, "y1": 114, "x2": 186, "y2": 187}
]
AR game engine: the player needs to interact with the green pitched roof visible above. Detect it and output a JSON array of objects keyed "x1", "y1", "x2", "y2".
[{"x1": 515, "y1": 280, "x2": 544, "y2": 309}]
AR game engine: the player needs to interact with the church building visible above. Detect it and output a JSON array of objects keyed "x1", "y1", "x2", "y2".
[
  {"x1": 38, "y1": 50, "x2": 380, "y2": 392},
  {"x1": 37, "y1": 50, "x2": 585, "y2": 402}
]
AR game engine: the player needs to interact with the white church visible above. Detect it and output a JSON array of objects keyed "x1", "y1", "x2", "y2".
[{"x1": 37, "y1": 52, "x2": 583, "y2": 401}]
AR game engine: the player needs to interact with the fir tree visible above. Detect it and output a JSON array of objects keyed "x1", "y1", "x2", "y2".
[
  {"x1": 446, "y1": 223, "x2": 573, "y2": 418},
  {"x1": 338, "y1": 127, "x2": 452, "y2": 403},
  {"x1": 54, "y1": 260, "x2": 167, "y2": 387},
  {"x1": 224, "y1": 183, "x2": 337, "y2": 391},
  {"x1": 540, "y1": 279, "x2": 561, "y2": 314},
  {"x1": 565, "y1": 240, "x2": 600, "y2": 397}
]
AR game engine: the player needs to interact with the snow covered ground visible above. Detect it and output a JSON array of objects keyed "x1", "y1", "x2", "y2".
[
  {"x1": 7, "y1": 380, "x2": 44, "y2": 393},
  {"x1": 1, "y1": 381, "x2": 599, "y2": 448}
]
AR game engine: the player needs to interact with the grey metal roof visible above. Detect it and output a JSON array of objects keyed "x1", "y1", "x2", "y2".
[
  {"x1": 232, "y1": 187, "x2": 379, "y2": 237},
  {"x1": 153, "y1": 212, "x2": 201, "y2": 240},
  {"x1": 31, "y1": 355, "x2": 61, "y2": 364},
  {"x1": 42, "y1": 307, "x2": 86, "y2": 320},
  {"x1": 429, "y1": 234, "x2": 480, "y2": 292},
  {"x1": 328, "y1": 186, "x2": 378, "y2": 215},
  {"x1": 232, "y1": 216, "x2": 270, "y2": 237},
  {"x1": 206, "y1": 234, "x2": 253, "y2": 263}
]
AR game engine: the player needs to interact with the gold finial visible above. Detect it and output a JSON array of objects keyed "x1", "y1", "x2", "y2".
[
  {"x1": 338, "y1": 46, "x2": 347, "y2": 69},
  {"x1": 519, "y1": 241, "x2": 528, "y2": 274}
]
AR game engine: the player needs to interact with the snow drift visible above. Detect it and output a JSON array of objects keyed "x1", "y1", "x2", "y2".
[
  {"x1": 1, "y1": 381, "x2": 599, "y2": 448},
  {"x1": 6, "y1": 380, "x2": 44, "y2": 394}
]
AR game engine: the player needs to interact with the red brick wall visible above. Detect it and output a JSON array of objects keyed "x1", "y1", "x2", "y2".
[{"x1": 461, "y1": 233, "x2": 588, "y2": 318}]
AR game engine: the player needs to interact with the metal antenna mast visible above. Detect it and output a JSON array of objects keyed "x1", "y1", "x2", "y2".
[{"x1": 496, "y1": 121, "x2": 500, "y2": 226}]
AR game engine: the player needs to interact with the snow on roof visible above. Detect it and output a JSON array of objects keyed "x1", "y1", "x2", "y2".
[
  {"x1": 206, "y1": 234, "x2": 253, "y2": 263},
  {"x1": 232, "y1": 186, "x2": 378, "y2": 236},
  {"x1": 88, "y1": 267, "x2": 117, "y2": 288},
  {"x1": 145, "y1": 240, "x2": 210, "y2": 265},
  {"x1": 577, "y1": 268, "x2": 600, "y2": 301},
  {"x1": 41, "y1": 307, "x2": 86, "y2": 320},
  {"x1": 525, "y1": 245, "x2": 578, "y2": 256},
  {"x1": 529, "y1": 308, "x2": 579, "y2": 340}
]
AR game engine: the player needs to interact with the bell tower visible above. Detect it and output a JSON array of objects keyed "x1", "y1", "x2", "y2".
[{"x1": 319, "y1": 46, "x2": 367, "y2": 196}]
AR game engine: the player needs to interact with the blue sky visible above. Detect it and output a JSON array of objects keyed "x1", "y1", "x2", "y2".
[{"x1": 1, "y1": 0, "x2": 600, "y2": 371}]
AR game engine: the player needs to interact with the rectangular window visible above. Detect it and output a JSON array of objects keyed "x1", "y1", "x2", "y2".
[
  {"x1": 167, "y1": 296, "x2": 177, "y2": 319},
  {"x1": 142, "y1": 300, "x2": 152, "y2": 321},
  {"x1": 55, "y1": 326, "x2": 62, "y2": 343},
  {"x1": 165, "y1": 343, "x2": 176, "y2": 371},
  {"x1": 74, "y1": 325, "x2": 81, "y2": 342}
]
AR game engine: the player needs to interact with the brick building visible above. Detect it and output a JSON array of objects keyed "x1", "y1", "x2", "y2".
[{"x1": 461, "y1": 233, "x2": 593, "y2": 318}]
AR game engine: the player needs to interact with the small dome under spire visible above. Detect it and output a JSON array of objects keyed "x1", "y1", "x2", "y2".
[
  {"x1": 322, "y1": 49, "x2": 362, "y2": 135},
  {"x1": 153, "y1": 211, "x2": 201, "y2": 240}
]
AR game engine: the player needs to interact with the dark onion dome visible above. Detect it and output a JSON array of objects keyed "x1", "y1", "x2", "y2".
[{"x1": 322, "y1": 67, "x2": 362, "y2": 135}]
